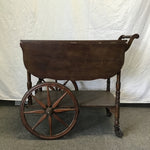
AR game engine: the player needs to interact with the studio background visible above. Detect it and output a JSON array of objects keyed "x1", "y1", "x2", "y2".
[{"x1": 0, "y1": 0, "x2": 150, "y2": 103}]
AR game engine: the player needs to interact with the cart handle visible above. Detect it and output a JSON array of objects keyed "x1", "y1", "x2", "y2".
[{"x1": 118, "y1": 34, "x2": 139, "y2": 49}]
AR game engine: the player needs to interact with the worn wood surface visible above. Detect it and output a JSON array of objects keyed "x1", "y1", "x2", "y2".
[
  {"x1": 21, "y1": 40, "x2": 128, "y2": 80},
  {"x1": 21, "y1": 34, "x2": 139, "y2": 81},
  {"x1": 20, "y1": 34, "x2": 139, "y2": 139},
  {"x1": 35, "y1": 90, "x2": 115, "y2": 107}
]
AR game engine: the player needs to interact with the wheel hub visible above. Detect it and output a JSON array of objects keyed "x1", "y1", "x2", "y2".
[{"x1": 46, "y1": 107, "x2": 53, "y2": 115}]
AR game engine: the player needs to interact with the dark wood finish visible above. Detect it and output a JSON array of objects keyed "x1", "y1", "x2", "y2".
[
  {"x1": 105, "y1": 78, "x2": 112, "y2": 116},
  {"x1": 20, "y1": 34, "x2": 139, "y2": 139},
  {"x1": 21, "y1": 40, "x2": 128, "y2": 80},
  {"x1": 21, "y1": 35, "x2": 139, "y2": 81},
  {"x1": 36, "y1": 79, "x2": 79, "y2": 91},
  {"x1": 74, "y1": 91, "x2": 115, "y2": 107},
  {"x1": 27, "y1": 71, "x2": 32, "y2": 105},
  {"x1": 118, "y1": 34, "x2": 139, "y2": 50},
  {"x1": 20, "y1": 82, "x2": 79, "y2": 140},
  {"x1": 27, "y1": 71, "x2": 32, "y2": 90},
  {"x1": 54, "y1": 80, "x2": 79, "y2": 91},
  {"x1": 114, "y1": 72, "x2": 123, "y2": 137},
  {"x1": 71, "y1": 81, "x2": 79, "y2": 91},
  {"x1": 34, "y1": 90, "x2": 115, "y2": 107},
  {"x1": 106, "y1": 78, "x2": 110, "y2": 92}
]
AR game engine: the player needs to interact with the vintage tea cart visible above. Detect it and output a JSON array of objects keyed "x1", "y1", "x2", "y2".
[{"x1": 20, "y1": 34, "x2": 139, "y2": 139}]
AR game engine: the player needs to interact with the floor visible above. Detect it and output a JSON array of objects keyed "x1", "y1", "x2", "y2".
[{"x1": 0, "y1": 102, "x2": 150, "y2": 150}]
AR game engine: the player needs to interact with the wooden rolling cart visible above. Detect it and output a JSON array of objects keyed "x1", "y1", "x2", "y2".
[{"x1": 20, "y1": 34, "x2": 139, "y2": 139}]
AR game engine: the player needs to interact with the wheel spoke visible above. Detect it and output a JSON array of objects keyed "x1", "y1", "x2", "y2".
[
  {"x1": 42, "y1": 79, "x2": 46, "y2": 83},
  {"x1": 47, "y1": 86, "x2": 51, "y2": 107},
  {"x1": 54, "y1": 108, "x2": 75, "y2": 113},
  {"x1": 53, "y1": 113, "x2": 68, "y2": 127},
  {"x1": 55, "y1": 80, "x2": 58, "y2": 91},
  {"x1": 21, "y1": 82, "x2": 79, "y2": 139},
  {"x1": 32, "y1": 95, "x2": 46, "y2": 109},
  {"x1": 48, "y1": 116, "x2": 52, "y2": 136},
  {"x1": 57, "y1": 80, "x2": 69, "y2": 91},
  {"x1": 24, "y1": 110, "x2": 45, "y2": 114},
  {"x1": 32, "y1": 114, "x2": 47, "y2": 130},
  {"x1": 63, "y1": 80, "x2": 69, "y2": 86},
  {"x1": 52, "y1": 92, "x2": 68, "y2": 108},
  {"x1": 49, "y1": 86, "x2": 55, "y2": 91}
]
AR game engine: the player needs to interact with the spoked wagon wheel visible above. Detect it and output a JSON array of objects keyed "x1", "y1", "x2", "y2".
[
  {"x1": 36, "y1": 79, "x2": 78, "y2": 91},
  {"x1": 20, "y1": 82, "x2": 79, "y2": 139},
  {"x1": 55, "y1": 80, "x2": 78, "y2": 91}
]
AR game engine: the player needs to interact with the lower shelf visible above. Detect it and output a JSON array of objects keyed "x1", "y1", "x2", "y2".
[
  {"x1": 72, "y1": 91, "x2": 115, "y2": 107},
  {"x1": 35, "y1": 90, "x2": 116, "y2": 107}
]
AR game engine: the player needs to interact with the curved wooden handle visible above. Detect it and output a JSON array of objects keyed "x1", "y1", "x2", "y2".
[
  {"x1": 118, "y1": 34, "x2": 139, "y2": 50},
  {"x1": 118, "y1": 34, "x2": 139, "y2": 40}
]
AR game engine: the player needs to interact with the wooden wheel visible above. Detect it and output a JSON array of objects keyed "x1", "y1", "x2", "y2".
[
  {"x1": 55, "y1": 80, "x2": 78, "y2": 91},
  {"x1": 36, "y1": 79, "x2": 78, "y2": 91},
  {"x1": 20, "y1": 82, "x2": 79, "y2": 139}
]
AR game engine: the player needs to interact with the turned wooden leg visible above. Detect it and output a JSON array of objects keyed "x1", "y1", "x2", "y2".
[
  {"x1": 105, "y1": 78, "x2": 112, "y2": 117},
  {"x1": 27, "y1": 71, "x2": 32, "y2": 105},
  {"x1": 114, "y1": 72, "x2": 123, "y2": 138}
]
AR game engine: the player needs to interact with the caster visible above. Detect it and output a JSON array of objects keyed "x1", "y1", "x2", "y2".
[{"x1": 114, "y1": 126, "x2": 123, "y2": 138}]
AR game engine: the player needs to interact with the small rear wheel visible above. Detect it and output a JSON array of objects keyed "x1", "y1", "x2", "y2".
[
  {"x1": 55, "y1": 80, "x2": 78, "y2": 91},
  {"x1": 20, "y1": 82, "x2": 79, "y2": 139},
  {"x1": 36, "y1": 79, "x2": 78, "y2": 91}
]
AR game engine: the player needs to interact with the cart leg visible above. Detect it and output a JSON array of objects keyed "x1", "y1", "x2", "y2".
[
  {"x1": 114, "y1": 72, "x2": 123, "y2": 138},
  {"x1": 27, "y1": 71, "x2": 32, "y2": 105},
  {"x1": 106, "y1": 78, "x2": 112, "y2": 117},
  {"x1": 106, "y1": 107, "x2": 112, "y2": 117},
  {"x1": 36, "y1": 78, "x2": 43, "y2": 92}
]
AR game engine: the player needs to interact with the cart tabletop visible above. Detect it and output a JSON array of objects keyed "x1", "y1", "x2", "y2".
[{"x1": 20, "y1": 38, "x2": 135, "y2": 80}]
